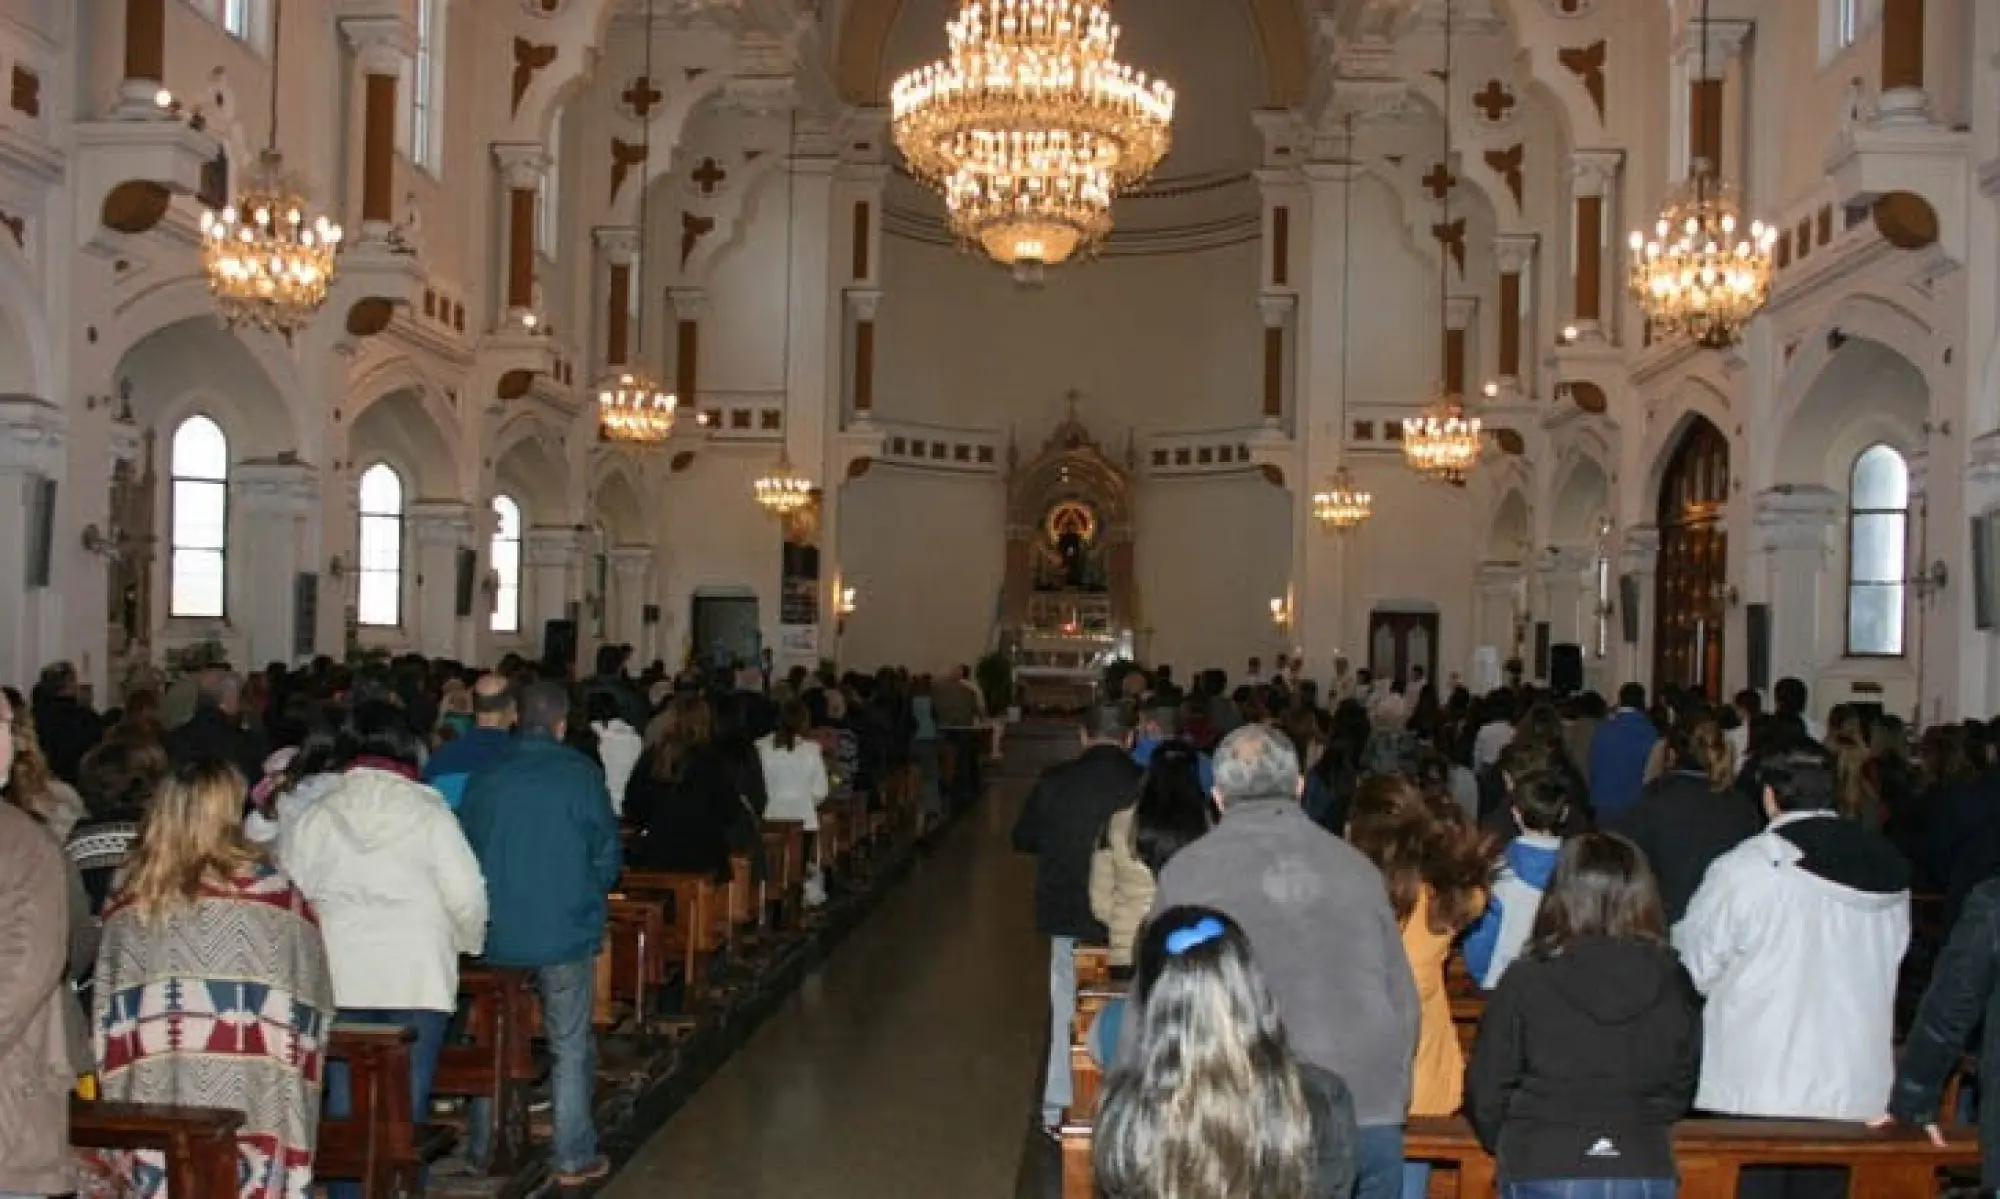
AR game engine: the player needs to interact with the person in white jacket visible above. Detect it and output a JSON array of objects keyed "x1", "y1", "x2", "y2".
[
  {"x1": 756, "y1": 700, "x2": 829, "y2": 830},
  {"x1": 284, "y1": 701, "x2": 488, "y2": 1197},
  {"x1": 1674, "y1": 748, "x2": 1910, "y2": 1150},
  {"x1": 586, "y1": 692, "x2": 643, "y2": 816}
]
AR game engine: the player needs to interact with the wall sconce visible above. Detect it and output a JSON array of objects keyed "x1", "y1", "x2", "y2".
[
  {"x1": 81, "y1": 523, "x2": 124, "y2": 561},
  {"x1": 326, "y1": 555, "x2": 347, "y2": 580},
  {"x1": 1911, "y1": 559, "x2": 1949, "y2": 601},
  {"x1": 836, "y1": 585, "x2": 857, "y2": 634},
  {"x1": 1712, "y1": 582, "x2": 1741, "y2": 609},
  {"x1": 1270, "y1": 596, "x2": 1291, "y2": 627}
]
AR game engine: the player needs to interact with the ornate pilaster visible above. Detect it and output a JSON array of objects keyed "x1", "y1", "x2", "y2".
[
  {"x1": 668, "y1": 287, "x2": 708, "y2": 407},
  {"x1": 594, "y1": 226, "x2": 640, "y2": 376},
  {"x1": 1752, "y1": 486, "x2": 1842, "y2": 690},
  {"x1": 845, "y1": 286, "x2": 881, "y2": 424},
  {"x1": 229, "y1": 460, "x2": 321, "y2": 668},
  {"x1": 608, "y1": 545, "x2": 653, "y2": 649},
  {"x1": 1492, "y1": 234, "x2": 1537, "y2": 399},
  {"x1": 493, "y1": 143, "x2": 551, "y2": 324},
  {"x1": 341, "y1": 17, "x2": 414, "y2": 240},
  {"x1": 1566, "y1": 150, "x2": 1623, "y2": 342},
  {"x1": 0, "y1": 398, "x2": 63, "y2": 692}
]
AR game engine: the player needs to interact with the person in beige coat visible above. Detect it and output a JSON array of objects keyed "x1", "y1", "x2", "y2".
[
  {"x1": 1089, "y1": 741, "x2": 1216, "y2": 971},
  {"x1": 0, "y1": 781, "x2": 78, "y2": 1196}
]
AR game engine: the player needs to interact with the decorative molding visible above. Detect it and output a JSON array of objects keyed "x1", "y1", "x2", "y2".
[
  {"x1": 512, "y1": 39, "x2": 559, "y2": 114},
  {"x1": 1471, "y1": 79, "x2": 1517, "y2": 127},
  {"x1": 1485, "y1": 144, "x2": 1524, "y2": 206},
  {"x1": 230, "y1": 460, "x2": 319, "y2": 515},
  {"x1": 609, "y1": 546, "x2": 653, "y2": 577},
  {"x1": 524, "y1": 526, "x2": 589, "y2": 566},
  {"x1": 609, "y1": 138, "x2": 647, "y2": 204},
  {"x1": 1567, "y1": 148, "x2": 1622, "y2": 198},
  {"x1": 1558, "y1": 41, "x2": 1607, "y2": 121},
  {"x1": 1492, "y1": 232, "x2": 1537, "y2": 274},
  {"x1": 491, "y1": 142, "x2": 551, "y2": 190},
  {"x1": 1678, "y1": 19, "x2": 1752, "y2": 81},
  {"x1": 680, "y1": 211, "x2": 715, "y2": 267},
  {"x1": 593, "y1": 225, "x2": 640, "y2": 265},
  {"x1": 0, "y1": 395, "x2": 64, "y2": 473},
  {"x1": 1751, "y1": 485, "x2": 1841, "y2": 555}
]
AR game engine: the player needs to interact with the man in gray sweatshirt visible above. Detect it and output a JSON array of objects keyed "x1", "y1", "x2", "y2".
[{"x1": 1138, "y1": 722, "x2": 1419, "y2": 1199}]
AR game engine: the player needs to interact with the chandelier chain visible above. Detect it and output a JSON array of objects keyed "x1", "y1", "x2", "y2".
[{"x1": 1315, "y1": 113, "x2": 1372, "y2": 532}]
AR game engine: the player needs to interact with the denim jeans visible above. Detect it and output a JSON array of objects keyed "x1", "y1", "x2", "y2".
[
  {"x1": 1355, "y1": 1124, "x2": 1406, "y2": 1199},
  {"x1": 1402, "y1": 1161, "x2": 1433, "y2": 1199},
  {"x1": 1501, "y1": 1182, "x2": 1677, "y2": 1199},
  {"x1": 323, "y1": 1008, "x2": 450, "y2": 1199},
  {"x1": 1043, "y1": 936, "x2": 1076, "y2": 1128},
  {"x1": 464, "y1": 959, "x2": 599, "y2": 1173}
]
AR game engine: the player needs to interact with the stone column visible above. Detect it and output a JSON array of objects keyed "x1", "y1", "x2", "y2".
[
  {"x1": 118, "y1": 0, "x2": 168, "y2": 116},
  {"x1": 523, "y1": 526, "x2": 586, "y2": 651},
  {"x1": 1880, "y1": 0, "x2": 1928, "y2": 123},
  {"x1": 1475, "y1": 562, "x2": 1525, "y2": 656},
  {"x1": 0, "y1": 399, "x2": 63, "y2": 690},
  {"x1": 1492, "y1": 235, "x2": 1536, "y2": 401},
  {"x1": 845, "y1": 287, "x2": 880, "y2": 424},
  {"x1": 341, "y1": 18, "x2": 412, "y2": 242},
  {"x1": 1621, "y1": 525, "x2": 1661, "y2": 691},
  {"x1": 1539, "y1": 546, "x2": 1595, "y2": 647},
  {"x1": 228, "y1": 460, "x2": 319, "y2": 668},
  {"x1": 1566, "y1": 151, "x2": 1622, "y2": 343},
  {"x1": 1752, "y1": 486, "x2": 1841, "y2": 690},
  {"x1": 492, "y1": 144, "x2": 550, "y2": 327},
  {"x1": 407, "y1": 501, "x2": 473, "y2": 660},
  {"x1": 610, "y1": 546, "x2": 653, "y2": 648},
  {"x1": 594, "y1": 227, "x2": 639, "y2": 378},
  {"x1": 668, "y1": 287, "x2": 707, "y2": 409}
]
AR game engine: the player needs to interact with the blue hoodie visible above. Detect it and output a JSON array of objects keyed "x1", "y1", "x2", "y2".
[
  {"x1": 1463, "y1": 832, "x2": 1563, "y2": 989},
  {"x1": 423, "y1": 726, "x2": 514, "y2": 811},
  {"x1": 1588, "y1": 709, "x2": 1660, "y2": 820}
]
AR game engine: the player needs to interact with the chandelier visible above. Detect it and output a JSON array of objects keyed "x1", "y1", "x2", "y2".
[
  {"x1": 1402, "y1": 0, "x2": 1482, "y2": 486},
  {"x1": 200, "y1": 0, "x2": 340, "y2": 336},
  {"x1": 754, "y1": 454, "x2": 815, "y2": 517},
  {"x1": 1628, "y1": 168, "x2": 1775, "y2": 350},
  {"x1": 890, "y1": 0, "x2": 1175, "y2": 268},
  {"x1": 1627, "y1": 0, "x2": 1774, "y2": 350},
  {"x1": 1313, "y1": 468, "x2": 1373, "y2": 531},
  {"x1": 597, "y1": 372, "x2": 680, "y2": 444}
]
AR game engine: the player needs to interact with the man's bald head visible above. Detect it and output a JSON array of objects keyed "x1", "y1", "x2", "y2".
[{"x1": 471, "y1": 673, "x2": 516, "y2": 728}]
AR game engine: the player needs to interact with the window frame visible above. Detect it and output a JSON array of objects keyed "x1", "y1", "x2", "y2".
[
  {"x1": 490, "y1": 494, "x2": 523, "y2": 634},
  {"x1": 402, "y1": 0, "x2": 446, "y2": 176},
  {"x1": 537, "y1": 108, "x2": 562, "y2": 258},
  {"x1": 356, "y1": 463, "x2": 406, "y2": 629},
  {"x1": 1823, "y1": 0, "x2": 1881, "y2": 62},
  {"x1": 183, "y1": 0, "x2": 267, "y2": 48},
  {"x1": 1843, "y1": 442, "x2": 1910, "y2": 659},
  {"x1": 167, "y1": 415, "x2": 231, "y2": 620}
]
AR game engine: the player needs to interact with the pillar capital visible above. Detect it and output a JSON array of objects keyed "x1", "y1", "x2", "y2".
[
  {"x1": 340, "y1": 15, "x2": 414, "y2": 76},
  {"x1": 407, "y1": 500, "x2": 475, "y2": 547},
  {"x1": 1492, "y1": 232, "x2": 1538, "y2": 274},
  {"x1": 231, "y1": 459, "x2": 320, "y2": 516},
  {"x1": 667, "y1": 286, "x2": 709, "y2": 321},
  {"x1": 844, "y1": 286, "x2": 882, "y2": 321},
  {"x1": 0, "y1": 396, "x2": 63, "y2": 474},
  {"x1": 1477, "y1": 560, "x2": 1526, "y2": 592},
  {"x1": 593, "y1": 225, "x2": 640, "y2": 266},
  {"x1": 1621, "y1": 524, "x2": 1661, "y2": 576},
  {"x1": 1567, "y1": 149, "x2": 1624, "y2": 198},
  {"x1": 524, "y1": 526, "x2": 589, "y2": 566},
  {"x1": 610, "y1": 545, "x2": 654, "y2": 578},
  {"x1": 1259, "y1": 292, "x2": 1297, "y2": 328},
  {"x1": 492, "y1": 142, "x2": 551, "y2": 191},
  {"x1": 1677, "y1": 18, "x2": 1751, "y2": 80},
  {"x1": 1541, "y1": 544, "x2": 1599, "y2": 577},
  {"x1": 1444, "y1": 295, "x2": 1478, "y2": 331}
]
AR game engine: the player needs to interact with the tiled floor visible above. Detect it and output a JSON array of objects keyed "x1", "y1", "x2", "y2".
[{"x1": 602, "y1": 741, "x2": 1065, "y2": 1199}]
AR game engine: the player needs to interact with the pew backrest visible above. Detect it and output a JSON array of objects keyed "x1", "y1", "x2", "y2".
[{"x1": 71, "y1": 1099, "x2": 243, "y2": 1197}]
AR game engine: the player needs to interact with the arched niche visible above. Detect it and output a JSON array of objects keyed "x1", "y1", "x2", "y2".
[
  {"x1": 349, "y1": 387, "x2": 459, "y2": 500},
  {"x1": 1487, "y1": 489, "x2": 1532, "y2": 562},
  {"x1": 494, "y1": 434, "x2": 572, "y2": 525},
  {"x1": 1774, "y1": 337, "x2": 1928, "y2": 488},
  {"x1": 1550, "y1": 454, "x2": 1611, "y2": 545},
  {"x1": 116, "y1": 317, "x2": 298, "y2": 458},
  {"x1": 593, "y1": 464, "x2": 648, "y2": 544}
]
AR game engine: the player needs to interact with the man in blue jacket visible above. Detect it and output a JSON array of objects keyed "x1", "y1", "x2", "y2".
[
  {"x1": 1588, "y1": 682, "x2": 1659, "y2": 821},
  {"x1": 422, "y1": 673, "x2": 515, "y2": 809},
  {"x1": 458, "y1": 680, "x2": 620, "y2": 1186}
]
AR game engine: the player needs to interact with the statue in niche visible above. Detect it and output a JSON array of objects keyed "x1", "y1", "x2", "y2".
[{"x1": 1038, "y1": 500, "x2": 1103, "y2": 592}]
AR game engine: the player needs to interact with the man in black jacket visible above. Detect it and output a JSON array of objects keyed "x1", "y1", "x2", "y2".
[
  {"x1": 161, "y1": 668, "x2": 268, "y2": 783},
  {"x1": 1883, "y1": 874, "x2": 2000, "y2": 1181},
  {"x1": 30, "y1": 661, "x2": 102, "y2": 785},
  {"x1": 1012, "y1": 703, "x2": 1141, "y2": 1135}
]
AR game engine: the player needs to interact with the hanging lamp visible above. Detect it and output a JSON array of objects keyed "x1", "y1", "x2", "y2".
[
  {"x1": 755, "y1": 109, "x2": 817, "y2": 515},
  {"x1": 199, "y1": 0, "x2": 342, "y2": 337},
  {"x1": 1314, "y1": 114, "x2": 1373, "y2": 532}
]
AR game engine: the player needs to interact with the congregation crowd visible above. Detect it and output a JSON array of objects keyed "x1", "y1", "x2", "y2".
[
  {"x1": 0, "y1": 646, "x2": 981, "y2": 1198},
  {"x1": 1014, "y1": 656, "x2": 2000, "y2": 1199}
]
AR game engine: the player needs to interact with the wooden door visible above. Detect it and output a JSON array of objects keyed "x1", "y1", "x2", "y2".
[
  {"x1": 1653, "y1": 418, "x2": 1729, "y2": 699},
  {"x1": 1368, "y1": 610, "x2": 1440, "y2": 687}
]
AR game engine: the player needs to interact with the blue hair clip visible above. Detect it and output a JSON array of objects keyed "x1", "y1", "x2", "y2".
[{"x1": 1164, "y1": 916, "x2": 1226, "y2": 957}]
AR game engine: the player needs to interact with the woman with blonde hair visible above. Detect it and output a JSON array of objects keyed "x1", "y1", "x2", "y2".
[
  {"x1": 92, "y1": 758, "x2": 336, "y2": 1199},
  {"x1": 1345, "y1": 775, "x2": 1491, "y2": 1199},
  {"x1": 1611, "y1": 714, "x2": 1762, "y2": 924}
]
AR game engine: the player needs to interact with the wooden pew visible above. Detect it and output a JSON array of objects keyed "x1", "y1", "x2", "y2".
[
  {"x1": 595, "y1": 895, "x2": 674, "y2": 1029},
  {"x1": 318, "y1": 1024, "x2": 424, "y2": 1198},
  {"x1": 727, "y1": 853, "x2": 757, "y2": 941},
  {"x1": 432, "y1": 965, "x2": 541, "y2": 1174},
  {"x1": 621, "y1": 869, "x2": 723, "y2": 999},
  {"x1": 760, "y1": 820, "x2": 808, "y2": 930},
  {"x1": 71, "y1": 1099, "x2": 243, "y2": 1197},
  {"x1": 1074, "y1": 946, "x2": 1112, "y2": 991},
  {"x1": 1070, "y1": 1043, "x2": 1101, "y2": 1120}
]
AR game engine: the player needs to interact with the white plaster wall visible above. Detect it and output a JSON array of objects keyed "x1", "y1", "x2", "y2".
[
  {"x1": 1339, "y1": 459, "x2": 1483, "y2": 683},
  {"x1": 1135, "y1": 475, "x2": 1292, "y2": 677},
  {"x1": 656, "y1": 450, "x2": 785, "y2": 658},
  {"x1": 835, "y1": 467, "x2": 1005, "y2": 673}
]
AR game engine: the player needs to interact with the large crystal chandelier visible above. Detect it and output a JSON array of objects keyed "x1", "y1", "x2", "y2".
[
  {"x1": 200, "y1": 0, "x2": 341, "y2": 336},
  {"x1": 754, "y1": 454, "x2": 815, "y2": 517},
  {"x1": 890, "y1": 0, "x2": 1175, "y2": 268},
  {"x1": 1627, "y1": 0, "x2": 1775, "y2": 350},
  {"x1": 597, "y1": 0, "x2": 683, "y2": 445},
  {"x1": 1315, "y1": 115, "x2": 1372, "y2": 532},
  {"x1": 1402, "y1": 0, "x2": 1482, "y2": 486}
]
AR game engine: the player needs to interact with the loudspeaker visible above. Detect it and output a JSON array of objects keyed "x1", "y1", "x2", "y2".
[
  {"x1": 1618, "y1": 574, "x2": 1642, "y2": 645},
  {"x1": 542, "y1": 619, "x2": 578, "y2": 672},
  {"x1": 1746, "y1": 603, "x2": 1772, "y2": 692},
  {"x1": 1550, "y1": 643, "x2": 1584, "y2": 695},
  {"x1": 1974, "y1": 514, "x2": 1999, "y2": 631},
  {"x1": 641, "y1": 603, "x2": 662, "y2": 626},
  {"x1": 24, "y1": 475, "x2": 55, "y2": 589},
  {"x1": 454, "y1": 548, "x2": 477, "y2": 618},
  {"x1": 1533, "y1": 621, "x2": 1551, "y2": 680},
  {"x1": 293, "y1": 573, "x2": 318, "y2": 659}
]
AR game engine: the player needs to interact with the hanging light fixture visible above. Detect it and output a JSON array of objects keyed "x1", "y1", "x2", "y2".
[
  {"x1": 1315, "y1": 115, "x2": 1373, "y2": 532},
  {"x1": 755, "y1": 109, "x2": 816, "y2": 516},
  {"x1": 199, "y1": 0, "x2": 342, "y2": 336},
  {"x1": 1403, "y1": 0, "x2": 1482, "y2": 485},
  {"x1": 597, "y1": 0, "x2": 682, "y2": 444},
  {"x1": 890, "y1": 0, "x2": 1175, "y2": 269},
  {"x1": 1627, "y1": 0, "x2": 1775, "y2": 349}
]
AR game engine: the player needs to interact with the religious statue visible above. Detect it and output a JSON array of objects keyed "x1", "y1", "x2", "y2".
[{"x1": 1037, "y1": 500, "x2": 1101, "y2": 592}]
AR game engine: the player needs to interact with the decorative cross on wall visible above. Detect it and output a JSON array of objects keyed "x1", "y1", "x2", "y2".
[
  {"x1": 1472, "y1": 79, "x2": 1516, "y2": 123},
  {"x1": 622, "y1": 75, "x2": 663, "y2": 119},
  {"x1": 691, "y1": 157, "x2": 727, "y2": 196},
  {"x1": 1421, "y1": 162, "x2": 1457, "y2": 201}
]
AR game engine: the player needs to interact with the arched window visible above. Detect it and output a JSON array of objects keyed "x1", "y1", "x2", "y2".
[
  {"x1": 356, "y1": 463, "x2": 404, "y2": 627},
  {"x1": 491, "y1": 495, "x2": 522, "y2": 633},
  {"x1": 168, "y1": 416, "x2": 230, "y2": 618},
  {"x1": 1846, "y1": 443, "x2": 1910, "y2": 657}
]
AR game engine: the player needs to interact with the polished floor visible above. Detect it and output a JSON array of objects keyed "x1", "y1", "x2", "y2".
[{"x1": 602, "y1": 741, "x2": 1061, "y2": 1199}]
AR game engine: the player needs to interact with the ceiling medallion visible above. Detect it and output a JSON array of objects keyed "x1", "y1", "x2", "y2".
[{"x1": 890, "y1": 0, "x2": 1175, "y2": 270}]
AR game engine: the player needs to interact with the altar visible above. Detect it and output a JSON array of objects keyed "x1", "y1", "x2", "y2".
[{"x1": 1001, "y1": 403, "x2": 1138, "y2": 712}]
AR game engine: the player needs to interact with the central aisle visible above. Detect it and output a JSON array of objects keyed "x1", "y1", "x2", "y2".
[{"x1": 602, "y1": 741, "x2": 1059, "y2": 1199}]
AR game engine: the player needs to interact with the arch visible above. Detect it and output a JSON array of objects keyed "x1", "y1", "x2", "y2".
[
  {"x1": 1487, "y1": 489, "x2": 1531, "y2": 562},
  {"x1": 0, "y1": 239, "x2": 51, "y2": 397},
  {"x1": 835, "y1": 0, "x2": 1310, "y2": 106},
  {"x1": 1549, "y1": 452, "x2": 1611, "y2": 545},
  {"x1": 602, "y1": 73, "x2": 734, "y2": 228},
  {"x1": 101, "y1": 280, "x2": 310, "y2": 454},
  {"x1": 348, "y1": 387, "x2": 460, "y2": 500},
  {"x1": 166, "y1": 415, "x2": 230, "y2": 619},
  {"x1": 1773, "y1": 335, "x2": 1928, "y2": 488},
  {"x1": 1640, "y1": 385, "x2": 1734, "y2": 514},
  {"x1": 356, "y1": 461, "x2": 406, "y2": 627},
  {"x1": 1764, "y1": 291, "x2": 1939, "y2": 483},
  {"x1": 113, "y1": 316, "x2": 299, "y2": 459},
  {"x1": 494, "y1": 434, "x2": 573, "y2": 525},
  {"x1": 675, "y1": 149, "x2": 790, "y2": 284},
  {"x1": 592, "y1": 462, "x2": 648, "y2": 542}
]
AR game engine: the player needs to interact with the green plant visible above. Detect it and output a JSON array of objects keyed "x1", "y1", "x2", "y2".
[{"x1": 975, "y1": 651, "x2": 1015, "y2": 714}]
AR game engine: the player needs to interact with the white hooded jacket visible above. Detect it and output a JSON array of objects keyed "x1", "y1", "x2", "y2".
[
  {"x1": 592, "y1": 718, "x2": 643, "y2": 815},
  {"x1": 1673, "y1": 810, "x2": 1910, "y2": 1120},
  {"x1": 285, "y1": 766, "x2": 489, "y2": 1012}
]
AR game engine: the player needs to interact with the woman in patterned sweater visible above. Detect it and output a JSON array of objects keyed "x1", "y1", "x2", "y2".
[{"x1": 90, "y1": 758, "x2": 336, "y2": 1199}]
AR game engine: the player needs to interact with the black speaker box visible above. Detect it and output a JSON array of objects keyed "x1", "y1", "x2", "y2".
[
  {"x1": 1746, "y1": 603, "x2": 1772, "y2": 692},
  {"x1": 454, "y1": 548, "x2": 477, "y2": 618},
  {"x1": 1618, "y1": 574, "x2": 1642, "y2": 645},
  {"x1": 1550, "y1": 643, "x2": 1584, "y2": 695},
  {"x1": 1533, "y1": 621, "x2": 1551, "y2": 680},
  {"x1": 542, "y1": 619, "x2": 578, "y2": 672}
]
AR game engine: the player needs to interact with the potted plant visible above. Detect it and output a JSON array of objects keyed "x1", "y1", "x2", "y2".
[{"x1": 975, "y1": 651, "x2": 1016, "y2": 721}]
